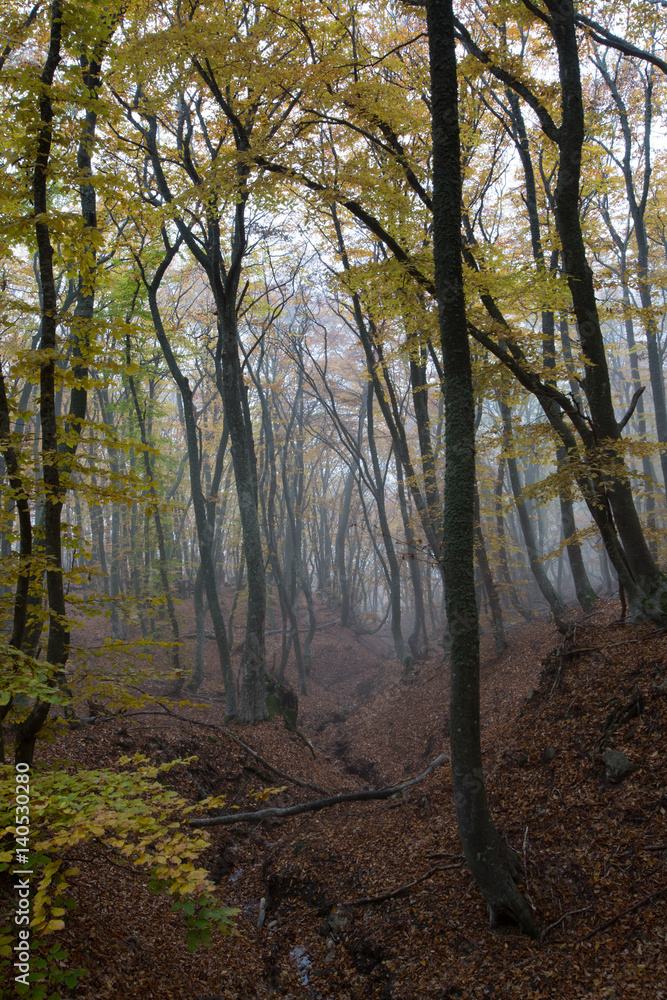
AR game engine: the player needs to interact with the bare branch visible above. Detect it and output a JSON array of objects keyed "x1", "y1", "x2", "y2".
[
  {"x1": 188, "y1": 753, "x2": 450, "y2": 827},
  {"x1": 618, "y1": 386, "x2": 646, "y2": 431}
]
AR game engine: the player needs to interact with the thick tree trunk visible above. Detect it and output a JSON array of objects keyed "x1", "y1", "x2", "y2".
[
  {"x1": 426, "y1": 0, "x2": 536, "y2": 935},
  {"x1": 547, "y1": 0, "x2": 664, "y2": 609},
  {"x1": 15, "y1": 2, "x2": 65, "y2": 765}
]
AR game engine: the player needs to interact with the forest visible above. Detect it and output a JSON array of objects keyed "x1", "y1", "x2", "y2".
[{"x1": 0, "y1": 0, "x2": 666, "y2": 996}]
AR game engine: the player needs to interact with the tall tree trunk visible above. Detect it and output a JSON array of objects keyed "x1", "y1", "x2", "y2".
[
  {"x1": 215, "y1": 297, "x2": 267, "y2": 721},
  {"x1": 426, "y1": 0, "x2": 536, "y2": 935},
  {"x1": 15, "y1": 1, "x2": 65, "y2": 765},
  {"x1": 141, "y1": 254, "x2": 236, "y2": 717},
  {"x1": 493, "y1": 456, "x2": 532, "y2": 621},
  {"x1": 364, "y1": 383, "x2": 411, "y2": 674},
  {"x1": 252, "y1": 360, "x2": 307, "y2": 694},
  {"x1": 396, "y1": 454, "x2": 427, "y2": 661},
  {"x1": 474, "y1": 487, "x2": 507, "y2": 655},
  {"x1": 126, "y1": 351, "x2": 182, "y2": 686},
  {"x1": 556, "y1": 447, "x2": 597, "y2": 611},
  {"x1": 596, "y1": 59, "x2": 667, "y2": 492},
  {"x1": 620, "y1": 280, "x2": 658, "y2": 555},
  {"x1": 336, "y1": 460, "x2": 357, "y2": 628},
  {"x1": 189, "y1": 563, "x2": 206, "y2": 692},
  {"x1": 500, "y1": 400, "x2": 566, "y2": 628},
  {"x1": 282, "y1": 370, "x2": 317, "y2": 674},
  {"x1": 546, "y1": 0, "x2": 663, "y2": 609}
]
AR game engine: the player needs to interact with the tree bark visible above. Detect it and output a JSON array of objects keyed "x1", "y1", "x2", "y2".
[
  {"x1": 15, "y1": 1, "x2": 65, "y2": 765},
  {"x1": 546, "y1": 0, "x2": 663, "y2": 607},
  {"x1": 426, "y1": 0, "x2": 536, "y2": 935}
]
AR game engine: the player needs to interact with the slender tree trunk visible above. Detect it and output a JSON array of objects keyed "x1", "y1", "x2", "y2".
[
  {"x1": 474, "y1": 487, "x2": 507, "y2": 655},
  {"x1": 126, "y1": 352, "x2": 182, "y2": 685},
  {"x1": 500, "y1": 399, "x2": 566, "y2": 628},
  {"x1": 556, "y1": 447, "x2": 597, "y2": 611},
  {"x1": 216, "y1": 297, "x2": 267, "y2": 721},
  {"x1": 620, "y1": 281, "x2": 658, "y2": 555},
  {"x1": 253, "y1": 366, "x2": 307, "y2": 695},
  {"x1": 396, "y1": 454, "x2": 427, "y2": 660},
  {"x1": 188, "y1": 563, "x2": 206, "y2": 692},
  {"x1": 336, "y1": 461, "x2": 357, "y2": 627},
  {"x1": 141, "y1": 258, "x2": 236, "y2": 717},
  {"x1": 494, "y1": 456, "x2": 532, "y2": 621},
  {"x1": 364, "y1": 383, "x2": 410, "y2": 674}
]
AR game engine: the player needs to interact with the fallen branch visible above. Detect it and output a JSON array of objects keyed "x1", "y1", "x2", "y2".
[
  {"x1": 581, "y1": 884, "x2": 667, "y2": 942},
  {"x1": 153, "y1": 703, "x2": 331, "y2": 795},
  {"x1": 541, "y1": 905, "x2": 592, "y2": 938},
  {"x1": 343, "y1": 862, "x2": 463, "y2": 908},
  {"x1": 85, "y1": 705, "x2": 332, "y2": 796},
  {"x1": 188, "y1": 753, "x2": 449, "y2": 827}
]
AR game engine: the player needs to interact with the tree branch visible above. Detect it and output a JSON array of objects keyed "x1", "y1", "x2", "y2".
[
  {"x1": 188, "y1": 753, "x2": 449, "y2": 827},
  {"x1": 341, "y1": 862, "x2": 463, "y2": 908},
  {"x1": 618, "y1": 386, "x2": 645, "y2": 431},
  {"x1": 574, "y1": 14, "x2": 667, "y2": 76},
  {"x1": 581, "y1": 884, "x2": 667, "y2": 941}
]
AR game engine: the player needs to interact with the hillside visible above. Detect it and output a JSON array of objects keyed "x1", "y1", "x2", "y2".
[{"x1": 3, "y1": 599, "x2": 666, "y2": 999}]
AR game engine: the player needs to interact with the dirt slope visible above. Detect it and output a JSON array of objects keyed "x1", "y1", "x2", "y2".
[{"x1": 2, "y1": 599, "x2": 666, "y2": 999}]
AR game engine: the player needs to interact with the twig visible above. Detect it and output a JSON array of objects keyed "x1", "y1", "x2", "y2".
[
  {"x1": 541, "y1": 905, "x2": 592, "y2": 938},
  {"x1": 188, "y1": 753, "x2": 450, "y2": 827},
  {"x1": 643, "y1": 843, "x2": 667, "y2": 852},
  {"x1": 342, "y1": 863, "x2": 463, "y2": 907},
  {"x1": 485, "y1": 956, "x2": 536, "y2": 984},
  {"x1": 581, "y1": 884, "x2": 667, "y2": 941},
  {"x1": 83, "y1": 707, "x2": 330, "y2": 795},
  {"x1": 178, "y1": 763, "x2": 209, "y2": 801}
]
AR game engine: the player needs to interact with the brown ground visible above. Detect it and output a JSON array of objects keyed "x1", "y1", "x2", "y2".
[{"x1": 2, "y1": 597, "x2": 666, "y2": 999}]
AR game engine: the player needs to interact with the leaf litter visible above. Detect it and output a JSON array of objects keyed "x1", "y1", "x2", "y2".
[{"x1": 3, "y1": 597, "x2": 665, "y2": 999}]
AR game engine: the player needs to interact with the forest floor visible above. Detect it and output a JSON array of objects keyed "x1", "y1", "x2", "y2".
[{"x1": 2, "y1": 597, "x2": 667, "y2": 999}]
